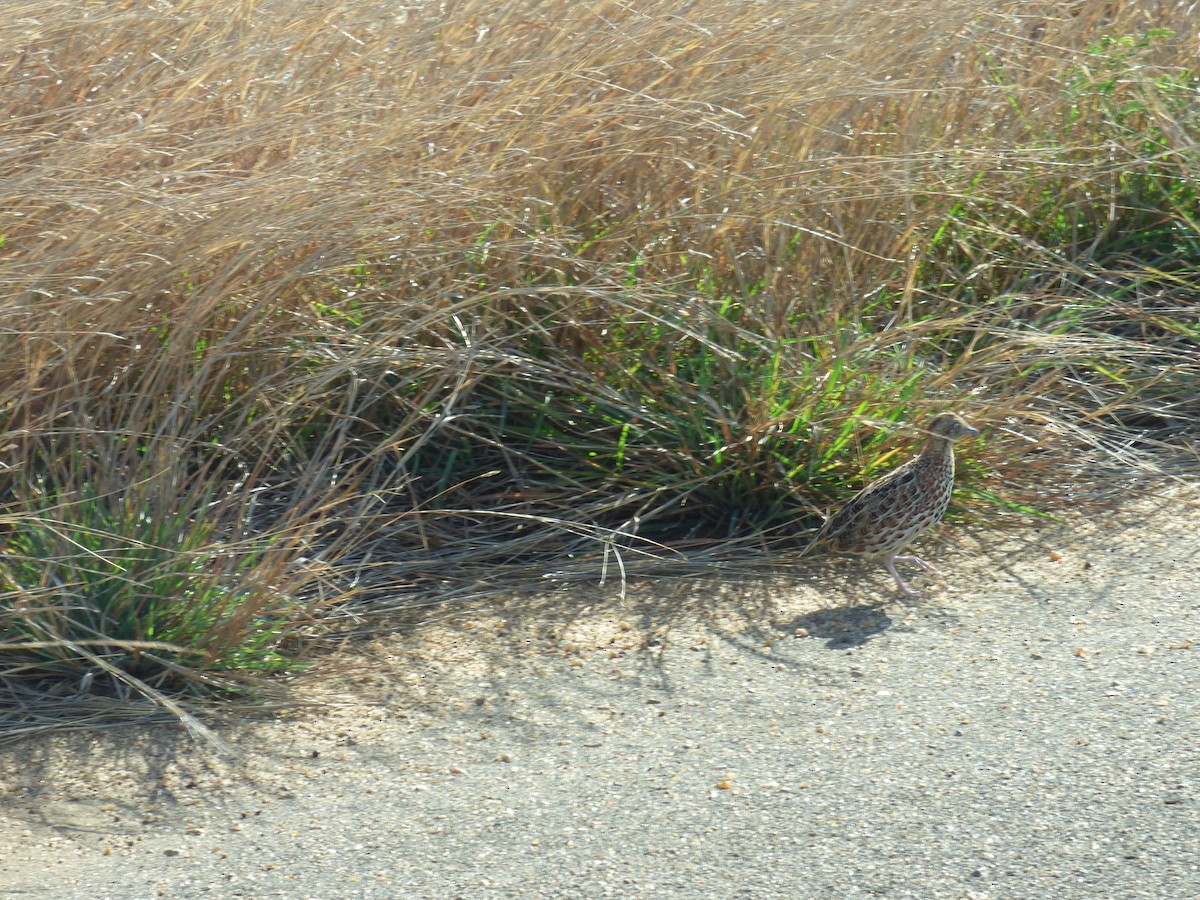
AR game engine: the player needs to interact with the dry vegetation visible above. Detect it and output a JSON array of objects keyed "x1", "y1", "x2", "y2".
[{"x1": 1, "y1": 0, "x2": 1198, "y2": 737}]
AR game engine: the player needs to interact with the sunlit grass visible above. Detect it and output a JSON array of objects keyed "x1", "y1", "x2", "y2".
[{"x1": 1, "y1": 0, "x2": 1197, "y2": 739}]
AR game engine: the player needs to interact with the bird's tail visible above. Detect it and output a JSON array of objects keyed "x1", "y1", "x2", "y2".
[{"x1": 797, "y1": 528, "x2": 825, "y2": 559}]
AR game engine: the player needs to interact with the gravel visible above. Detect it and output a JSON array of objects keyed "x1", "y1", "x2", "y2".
[{"x1": 1, "y1": 493, "x2": 1197, "y2": 899}]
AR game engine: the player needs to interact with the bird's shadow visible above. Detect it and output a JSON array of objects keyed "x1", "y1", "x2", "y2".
[{"x1": 780, "y1": 601, "x2": 896, "y2": 649}]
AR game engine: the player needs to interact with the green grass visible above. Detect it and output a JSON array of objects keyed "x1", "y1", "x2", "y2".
[
  {"x1": 1, "y1": 0, "x2": 1198, "y2": 740},
  {"x1": 2, "y1": 484, "x2": 293, "y2": 684}
]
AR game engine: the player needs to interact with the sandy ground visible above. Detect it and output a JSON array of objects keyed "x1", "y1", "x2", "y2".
[{"x1": 1, "y1": 490, "x2": 1198, "y2": 899}]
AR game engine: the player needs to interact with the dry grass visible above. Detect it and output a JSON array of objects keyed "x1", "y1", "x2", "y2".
[{"x1": 2, "y1": 0, "x2": 1198, "y2": 738}]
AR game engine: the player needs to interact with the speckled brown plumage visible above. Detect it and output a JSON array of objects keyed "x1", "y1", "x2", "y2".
[{"x1": 804, "y1": 412, "x2": 980, "y2": 596}]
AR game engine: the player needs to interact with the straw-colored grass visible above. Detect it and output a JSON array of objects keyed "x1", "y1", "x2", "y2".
[{"x1": 2, "y1": 0, "x2": 1197, "y2": 739}]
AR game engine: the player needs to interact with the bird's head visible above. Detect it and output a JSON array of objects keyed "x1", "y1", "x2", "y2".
[{"x1": 925, "y1": 412, "x2": 981, "y2": 443}]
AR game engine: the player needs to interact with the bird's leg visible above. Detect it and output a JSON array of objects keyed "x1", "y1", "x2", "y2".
[
  {"x1": 894, "y1": 554, "x2": 937, "y2": 573},
  {"x1": 883, "y1": 555, "x2": 920, "y2": 597}
]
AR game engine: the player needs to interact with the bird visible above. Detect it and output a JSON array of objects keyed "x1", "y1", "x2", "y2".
[{"x1": 802, "y1": 412, "x2": 981, "y2": 597}]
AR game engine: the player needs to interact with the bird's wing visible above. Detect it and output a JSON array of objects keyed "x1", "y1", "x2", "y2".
[{"x1": 809, "y1": 458, "x2": 922, "y2": 550}]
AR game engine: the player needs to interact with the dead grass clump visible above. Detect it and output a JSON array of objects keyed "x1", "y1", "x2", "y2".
[{"x1": 2, "y1": 0, "x2": 1198, "y2": 736}]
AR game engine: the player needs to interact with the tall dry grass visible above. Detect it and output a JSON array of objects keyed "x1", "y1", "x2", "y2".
[{"x1": 2, "y1": 0, "x2": 1198, "y2": 736}]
